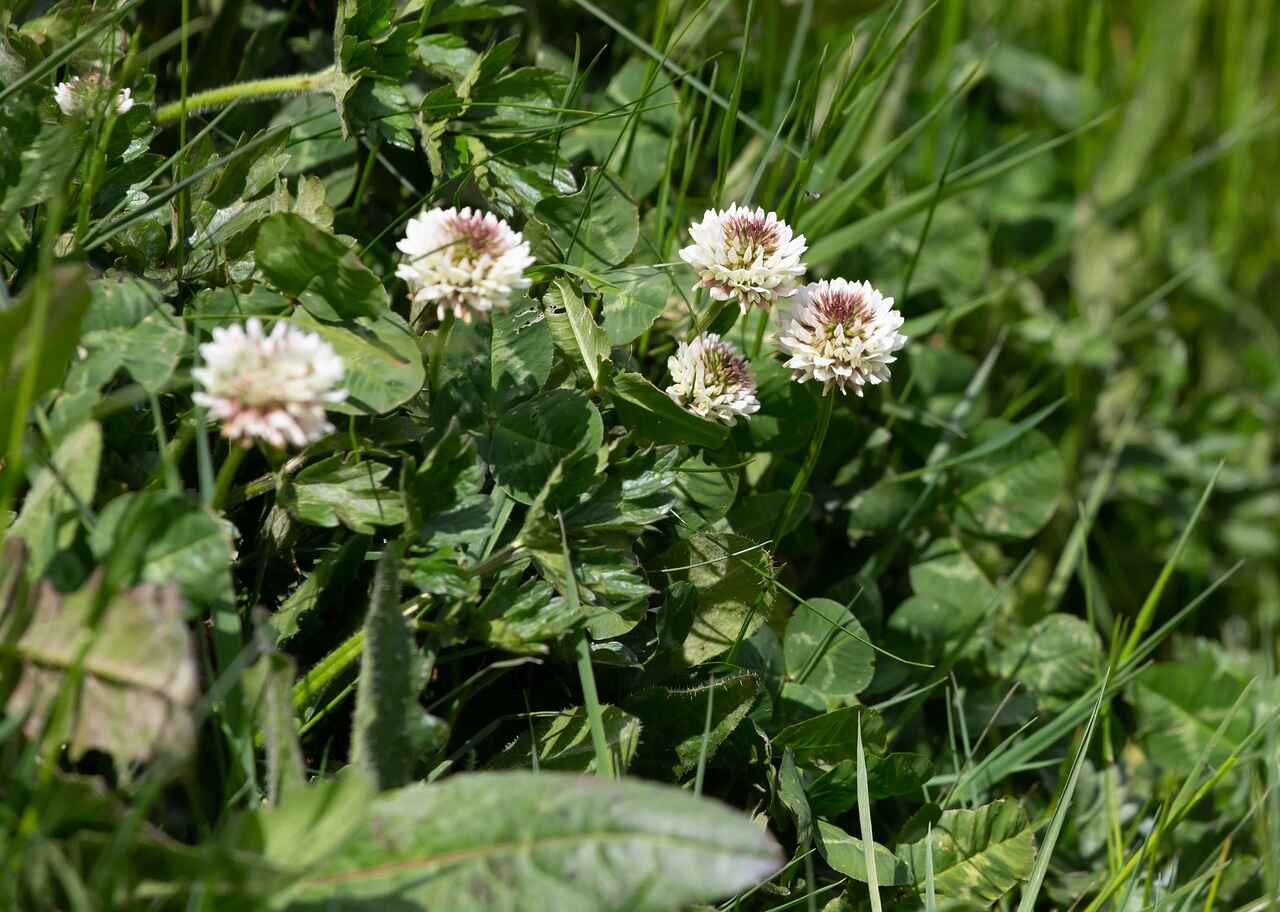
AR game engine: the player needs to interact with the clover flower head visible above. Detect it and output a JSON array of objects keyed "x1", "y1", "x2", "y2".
[
  {"x1": 678, "y1": 204, "x2": 807, "y2": 313},
  {"x1": 192, "y1": 319, "x2": 347, "y2": 449},
  {"x1": 778, "y1": 278, "x2": 907, "y2": 396},
  {"x1": 53, "y1": 74, "x2": 134, "y2": 116},
  {"x1": 666, "y1": 333, "x2": 761, "y2": 425},
  {"x1": 395, "y1": 206, "x2": 535, "y2": 323}
]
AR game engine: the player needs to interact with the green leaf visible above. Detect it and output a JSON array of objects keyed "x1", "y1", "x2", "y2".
[
  {"x1": 611, "y1": 371, "x2": 730, "y2": 449},
  {"x1": 79, "y1": 277, "x2": 186, "y2": 393},
  {"x1": 783, "y1": 598, "x2": 876, "y2": 703},
  {"x1": 0, "y1": 545, "x2": 198, "y2": 767},
  {"x1": 352, "y1": 544, "x2": 430, "y2": 790},
  {"x1": 271, "y1": 536, "x2": 368, "y2": 645},
  {"x1": 257, "y1": 213, "x2": 390, "y2": 320},
  {"x1": 534, "y1": 167, "x2": 639, "y2": 270},
  {"x1": 545, "y1": 278, "x2": 609, "y2": 386},
  {"x1": 908, "y1": 539, "x2": 998, "y2": 618},
  {"x1": 285, "y1": 456, "x2": 406, "y2": 533},
  {"x1": 488, "y1": 705, "x2": 642, "y2": 774},
  {"x1": 89, "y1": 491, "x2": 235, "y2": 615},
  {"x1": 243, "y1": 650, "x2": 307, "y2": 807},
  {"x1": 1132, "y1": 652, "x2": 1252, "y2": 772},
  {"x1": 818, "y1": 820, "x2": 911, "y2": 886},
  {"x1": 628, "y1": 674, "x2": 761, "y2": 778},
  {"x1": 601, "y1": 272, "x2": 668, "y2": 346},
  {"x1": 660, "y1": 532, "x2": 771, "y2": 665},
  {"x1": 773, "y1": 706, "x2": 887, "y2": 768},
  {"x1": 894, "y1": 798, "x2": 1037, "y2": 905},
  {"x1": 777, "y1": 748, "x2": 813, "y2": 847},
  {"x1": 485, "y1": 388, "x2": 603, "y2": 505},
  {"x1": 287, "y1": 771, "x2": 783, "y2": 911},
  {"x1": 6, "y1": 420, "x2": 101, "y2": 579},
  {"x1": 952, "y1": 419, "x2": 1066, "y2": 539},
  {"x1": 490, "y1": 297, "x2": 552, "y2": 409},
  {"x1": 992, "y1": 614, "x2": 1102, "y2": 708},
  {"x1": 0, "y1": 265, "x2": 91, "y2": 443},
  {"x1": 288, "y1": 308, "x2": 425, "y2": 416}
]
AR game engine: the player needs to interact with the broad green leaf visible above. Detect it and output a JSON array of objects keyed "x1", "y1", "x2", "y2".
[
  {"x1": 908, "y1": 539, "x2": 998, "y2": 618},
  {"x1": 289, "y1": 308, "x2": 425, "y2": 416},
  {"x1": 79, "y1": 277, "x2": 186, "y2": 393},
  {"x1": 806, "y1": 753, "x2": 932, "y2": 815},
  {"x1": 660, "y1": 532, "x2": 771, "y2": 665},
  {"x1": 271, "y1": 536, "x2": 368, "y2": 645},
  {"x1": 545, "y1": 278, "x2": 609, "y2": 386},
  {"x1": 953, "y1": 420, "x2": 1065, "y2": 539},
  {"x1": 89, "y1": 491, "x2": 235, "y2": 614},
  {"x1": 601, "y1": 272, "x2": 668, "y2": 346},
  {"x1": 628, "y1": 674, "x2": 761, "y2": 778},
  {"x1": 818, "y1": 820, "x2": 911, "y2": 886},
  {"x1": 7, "y1": 420, "x2": 100, "y2": 579},
  {"x1": 895, "y1": 798, "x2": 1037, "y2": 905},
  {"x1": 285, "y1": 456, "x2": 406, "y2": 533},
  {"x1": 611, "y1": 371, "x2": 729, "y2": 449},
  {"x1": 773, "y1": 706, "x2": 888, "y2": 768},
  {"x1": 0, "y1": 544, "x2": 197, "y2": 766},
  {"x1": 1132, "y1": 653, "x2": 1252, "y2": 772},
  {"x1": 257, "y1": 213, "x2": 389, "y2": 320},
  {"x1": 490, "y1": 296, "x2": 552, "y2": 408},
  {"x1": 777, "y1": 748, "x2": 813, "y2": 846},
  {"x1": 485, "y1": 388, "x2": 603, "y2": 505},
  {"x1": 992, "y1": 614, "x2": 1102, "y2": 707},
  {"x1": 489, "y1": 705, "x2": 642, "y2": 774},
  {"x1": 534, "y1": 167, "x2": 639, "y2": 270},
  {"x1": 0, "y1": 265, "x2": 91, "y2": 443},
  {"x1": 783, "y1": 598, "x2": 875, "y2": 703},
  {"x1": 287, "y1": 771, "x2": 783, "y2": 911}
]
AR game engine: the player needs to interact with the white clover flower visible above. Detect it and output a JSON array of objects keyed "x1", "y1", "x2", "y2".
[
  {"x1": 53, "y1": 74, "x2": 134, "y2": 116},
  {"x1": 778, "y1": 278, "x2": 907, "y2": 396},
  {"x1": 192, "y1": 318, "x2": 347, "y2": 449},
  {"x1": 395, "y1": 206, "x2": 534, "y2": 324},
  {"x1": 678, "y1": 204, "x2": 807, "y2": 313},
  {"x1": 666, "y1": 333, "x2": 760, "y2": 425}
]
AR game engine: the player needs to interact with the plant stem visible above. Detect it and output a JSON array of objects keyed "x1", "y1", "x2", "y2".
[
  {"x1": 750, "y1": 308, "x2": 769, "y2": 359},
  {"x1": 575, "y1": 630, "x2": 615, "y2": 778},
  {"x1": 428, "y1": 311, "x2": 456, "y2": 403},
  {"x1": 772, "y1": 390, "x2": 834, "y2": 546},
  {"x1": 210, "y1": 444, "x2": 248, "y2": 511},
  {"x1": 155, "y1": 66, "x2": 339, "y2": 125},
  {"x1": 689, "y1": 298, "x2": 733, "y2": 340}
]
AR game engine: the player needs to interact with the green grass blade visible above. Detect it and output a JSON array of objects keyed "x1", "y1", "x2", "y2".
[
  {"x1": 1016, "y1": 667, "x2": 1111, "y2": 912},
  {"x1": 1119, "y1": 461, "x2": 1222, "y2": 663},
  {"x1": 856, "y1": 712, "x2": 882, "y2": 912}
]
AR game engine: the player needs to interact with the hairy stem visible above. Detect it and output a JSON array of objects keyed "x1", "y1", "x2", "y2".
[{"x1": 155, "y1": 67, "x2": 339, "y2": 125}]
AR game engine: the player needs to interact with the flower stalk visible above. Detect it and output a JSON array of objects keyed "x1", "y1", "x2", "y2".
[
  {"x1": 155, "y1": 66, "x2": 340, "y2": 125},
  {"x1": 772, "y1": 390, "x2": 834, "y2": 546},
  {"x1": 210, "y1": 443, "x2": 247, "y2": 511}
]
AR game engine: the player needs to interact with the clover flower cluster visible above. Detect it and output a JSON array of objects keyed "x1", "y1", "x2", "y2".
[
  {"x1": 54, "y1": 74, "x2": 134, "y2": 117},
  {"x1": 396, "y1": 207, "x2": 535, "y2": 323},
  {"x1": 193, "y1": 319, "x2": 346, "y2": 450},
  {"x1": 665, "y1": 334, "x2": 760, "y2": 425},
  {"x1": 664, "y1": 203, "x2": 908, "y2": 419}
]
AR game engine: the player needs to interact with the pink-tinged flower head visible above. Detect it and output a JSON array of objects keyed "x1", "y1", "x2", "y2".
[
  {"x1": 666, "y1": 333, "x2": 760, "y2": 425},
  {"x1": 678, "y1": 204, "x2": 807, "y2": 312},
  {"x1": 192, "y1": 319, "x2": 347, "y2": 449},
  {"x1": 778, "y1": 278, "x2": 907, "y2": 396},
  {"x1": 395, "y1": 206, "x2": 535, "y2": 323},
  {"x1": 53, "y1": 74, "x2": 133, "y2": 116}
]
